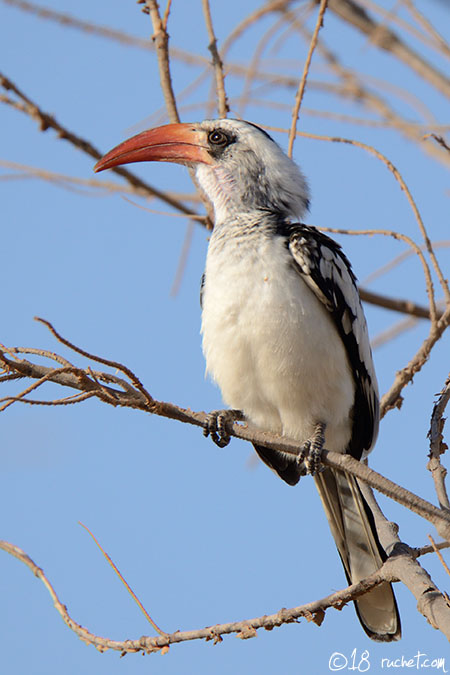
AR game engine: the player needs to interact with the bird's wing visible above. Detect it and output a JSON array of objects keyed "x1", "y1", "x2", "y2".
[{"x1": 287, "y1": 224, "x2": 379, "y2": 459}]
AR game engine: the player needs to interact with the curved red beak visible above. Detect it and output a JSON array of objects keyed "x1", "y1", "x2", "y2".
[{"x1": 94, "y1": 123, "x2": 213, "y2": 173}]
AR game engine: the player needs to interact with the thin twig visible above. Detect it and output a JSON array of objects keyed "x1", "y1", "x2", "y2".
[
  {"x1": 359, "y1": 288, "x2": 439, "y2": 321},
  {"x1": 144, "y1": 0, "x2": 214, "y2": 228},
  {"x1": 236, "y1": 16, "x2": 287, "y2": 118},
  {"x1": 0, "y1": 159, "x2": 198, "y2": 202},
  {"x1": 267, "y1": 124, "x2": 449, "y2": 317},
  {"x1": 362, "y1": 240, "x2": 450, "y2": 286},
  {"x1": 402, "y1": 0, "x2": 450, "y2": 60},
  {"x1": 289, "y1": 15, "x2": 450, "y2": 167},
  {"x1": 79, "y1": 523, "x2": 168, "y2": 637},
  {"x1": 424, "y1": 134, "x2": 450, "y2": 154},
  {"x1": 3, "y1": 535, "x2": 450, "y2": 649},
  {"x1": 0, "y1": 392, "x2": 94, "y2": 407},
  {"x1": 220, "y1": 0, "x2": 289, "y2": 58},
  {"x1": 145, "y1": 0, "x2": 179, "y2": 123},
  {"x1": 120, "y1": 196, "x2": 206, "y2": 220},
  {"x1": 2, "y1": 346, "x2": 450, "y2": 537},
  {"x1": 317, "y1": 225, "x2": 436, "y2": 322},
  {"x1": 358, "y1": 0, "x2": 450, "y2": 59},
  {"x1": 371, "y1": 316, "x2": 418, "y2": 351},
  {"x1": 0, "y1": 72, "x2": 200, "y2": 220},
  {"x1": 0, "y1": 366, "x2": 90, "y2": 412},
  {"x1": 34, "y1": 317, "x2": 157, "y2": 412},
  {"x1": 161, "y1": 0, "x2": 172, "y2": 32},
  {"x1": 287, "y1": 0, "x2": 328, "y2": 157},
  {"x1": 202, "y1": 0, "x2": 229, "y2": 118},
  {"x1": 326, "y1": 0, "x2": 450, "y2": 99},
  {"x1": 0, "y1": 539, "x2": 395, "y2": 652},
  {"x1": 427, "y1": 535, "x2": 450, "y2": 578},
  {"x1": 381, "y1": 307, "x2": 450, "y2": 417}
]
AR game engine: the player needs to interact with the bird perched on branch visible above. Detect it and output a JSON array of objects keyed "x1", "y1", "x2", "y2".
[{"x1": 94, "y1": 118, "x2": 400, "y2": 641}]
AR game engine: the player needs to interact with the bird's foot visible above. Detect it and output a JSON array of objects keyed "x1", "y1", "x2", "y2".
[
  {"x1": 297, "y1": 421, "x2": 326, "y2": 475},
  {"x1": 203, "y1": 409, "x2": 244, "y2": 448}
]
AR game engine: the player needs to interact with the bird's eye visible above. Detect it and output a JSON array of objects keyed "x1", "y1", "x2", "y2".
[{"x1": 208, "y1": 130, "x2": 229, "y2": 146}]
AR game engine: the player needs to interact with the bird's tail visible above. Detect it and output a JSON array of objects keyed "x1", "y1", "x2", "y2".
[{"x1": 314, "y1": 467, "x2": 401, "y2": 641}]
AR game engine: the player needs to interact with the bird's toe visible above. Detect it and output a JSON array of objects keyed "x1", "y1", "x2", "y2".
[{"x1": 203, "y1": 409, "x2": 244, "y2": 448}]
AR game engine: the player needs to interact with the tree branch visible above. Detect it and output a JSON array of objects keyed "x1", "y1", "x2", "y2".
[
  {"x1": 327, "y1": 0, "x2": 450, "y2": 99},
  {"x1": 2, "y1": 320, "x2": 450, "y2": 538},
  {"x1": 144, "y1": 0, "x2": 179, "y2": 123},
  {"x1": 3, "y1": 533, "x2": 450, "y2": 652},
  {"x1": 202, "y1": 0, "x2": 229, "y2": 118},
  {"x1": 0, "y1": 72, "x2": 200, "y2": 220},
  {"x1": 287, "y1": 0, "x2": 328, "y2": 158},
  {"x1": 428, "y1": 373, "x2": 450, "y2": 511}
]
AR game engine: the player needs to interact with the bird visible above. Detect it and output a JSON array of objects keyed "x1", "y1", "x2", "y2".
[{"x1": 94, "y1": 118, "x2": 401, "y2": 641}]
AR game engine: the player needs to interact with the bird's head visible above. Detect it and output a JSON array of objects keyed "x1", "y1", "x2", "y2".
[{"x1": 94, "y1": 119, "x2": 310, "y2": 224}]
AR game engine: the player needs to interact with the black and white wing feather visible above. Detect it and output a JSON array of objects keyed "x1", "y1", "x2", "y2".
[
  {"x1": 287, "y1": 224, "x2": 379, "y2": 460},
  {"x1": 284, "y1": 225, "x2": 400, "y2": 642}
]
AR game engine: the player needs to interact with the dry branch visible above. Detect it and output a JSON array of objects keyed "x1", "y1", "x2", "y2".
[
  {"x1": 202, "y1": 0, "x2": 229, "y2": 118},
  {"x1": 3, "y1": 536, "x2": 449, "y2": 652},
  {"x1": 428, "y1": 374, "x2": 450, "y2": 511},
  {"x1": 145, "y1": 0, "x2": 179, "y2": 123},
  {"x1": 287, "y1": 0, "x2": 328, "y2": 157},
  {"x1": 2, "y1": 321, "x2": 450, "y2": 538},
  {"x1": 381, "y1": 307, "x2": 450, "y2": 417},
  {"x1": 0, "y1": 72, "x2": 199, "y2": 220},
  {"x1": 3, "y1": 529, "x2": 450, "y2": 652},
  {"x1": 0, "y1": 159, "x2": 200, "y2": 202},
  {"x1": 268, "y1": 124, "x2": 450, "y2": 315},
  {"x1": 359, "y1": 288, "x2": 439, "y2": 321},
  {"x1": 327, "y1": 0, "x2": 450, "y2": 99},
  {"x1": 3, "y1": 0, "x2": 450, "y2": 654}
]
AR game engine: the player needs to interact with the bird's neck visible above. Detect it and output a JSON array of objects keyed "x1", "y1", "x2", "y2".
[{"x1": 196, "y1": 164, "x2": 294, "y2": 227}]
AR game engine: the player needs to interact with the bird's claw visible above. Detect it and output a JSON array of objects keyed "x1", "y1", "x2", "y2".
[
  {"x1": 297, "y1": 421, "x2": 326, "y2": 475},
  {"x1": 203, "y1": 409, "x2": 244, "y2": 448}
]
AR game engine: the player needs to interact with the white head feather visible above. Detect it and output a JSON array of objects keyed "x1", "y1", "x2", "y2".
[{"x1": 194, "y1": 119, "x2": 310, "y2": 225}]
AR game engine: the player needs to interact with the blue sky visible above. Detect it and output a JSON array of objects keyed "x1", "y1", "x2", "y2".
[{"x1": 1, "y1": 1, "x2": 450, "y2": 673}]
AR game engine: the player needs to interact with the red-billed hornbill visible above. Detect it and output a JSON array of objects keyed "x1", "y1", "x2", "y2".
[{"x1": 94, "y1": 119, "x2": 400, "y2": 641}]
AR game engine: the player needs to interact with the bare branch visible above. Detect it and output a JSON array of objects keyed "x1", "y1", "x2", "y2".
[
  {"x1": 371, "y1": 316, "x2": 419, "y2": 351},
  {"x1": 318, "y1": 225, "x2": 436, "y2": 322},
  {"x1": 428, "y1": 374, "x2": 450, "y2": 511},
  {"x1": 414, "y1": 540, "x2": 450, "y2": 558},
  {"x1": 202, "y1": 0, "x2": 229, "y2": 118},
  {"x1": 427, "y1": 535, "x2": 450, "y2": 579},
  {"x1": 381, "y1": 307, "x2": 450, "y2": 417},
  {"x1": 3, "y1": 534, "x2": 450, "y2": 651},
  {"x1": 144, "y1": 0, "x2": 214, "y2": 228},
  {"x1": 359, "y1": 0, "x2": 450, "y2": 59},
  {"x1": 0, "y1": 159, "x2": 199, "y2": 202},
  {"x1": 402, "y1": 0, "x2": 450, "y2": 60},
  {"x1": 359, "y1": 288, "x2": 438, "y2": 321},
  {"x1": 289, "y1": 18, "x2": 450, "y2": 167},
  {"x1": 269, "y1": 124, "x2": 450, "y2": 314},
  {"x1": 80, "y1": 523, "x2": 168, "y2": 637},
  {"x1": 388, "y1": 550, "x2": 450, "y2": 639},
  {"x1": 0, "y1": 539, "x2": 403, "y2": 651},
  {"x1": 327, "y1": 0, "x2": 450, "y2": 99},
  {"x1": 34, "y1": 317, "x2": 157, "y2": 412},
  {"x1": 424, "y1": 133, "x2": 450, "y2": 154},
  {"x1": 287, "y1": 0, "x2": 328, "y2": 157},
  {"x1": 0, "y1": 72, "x2": 201, "y2": 221},
  {"x1": 2, "y1": 332, "x2": 450, "y2": 538},
  {"x1": 362, "y1": 241, "x2": 450, "y2": 286},
  {"x1": 145, "y1": 0, "x2": 179, "y2": 123}
]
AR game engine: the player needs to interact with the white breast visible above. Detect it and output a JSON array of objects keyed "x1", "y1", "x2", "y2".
[{"x1": 201, "y1": 228, "x2": 355, "y2": 453}]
